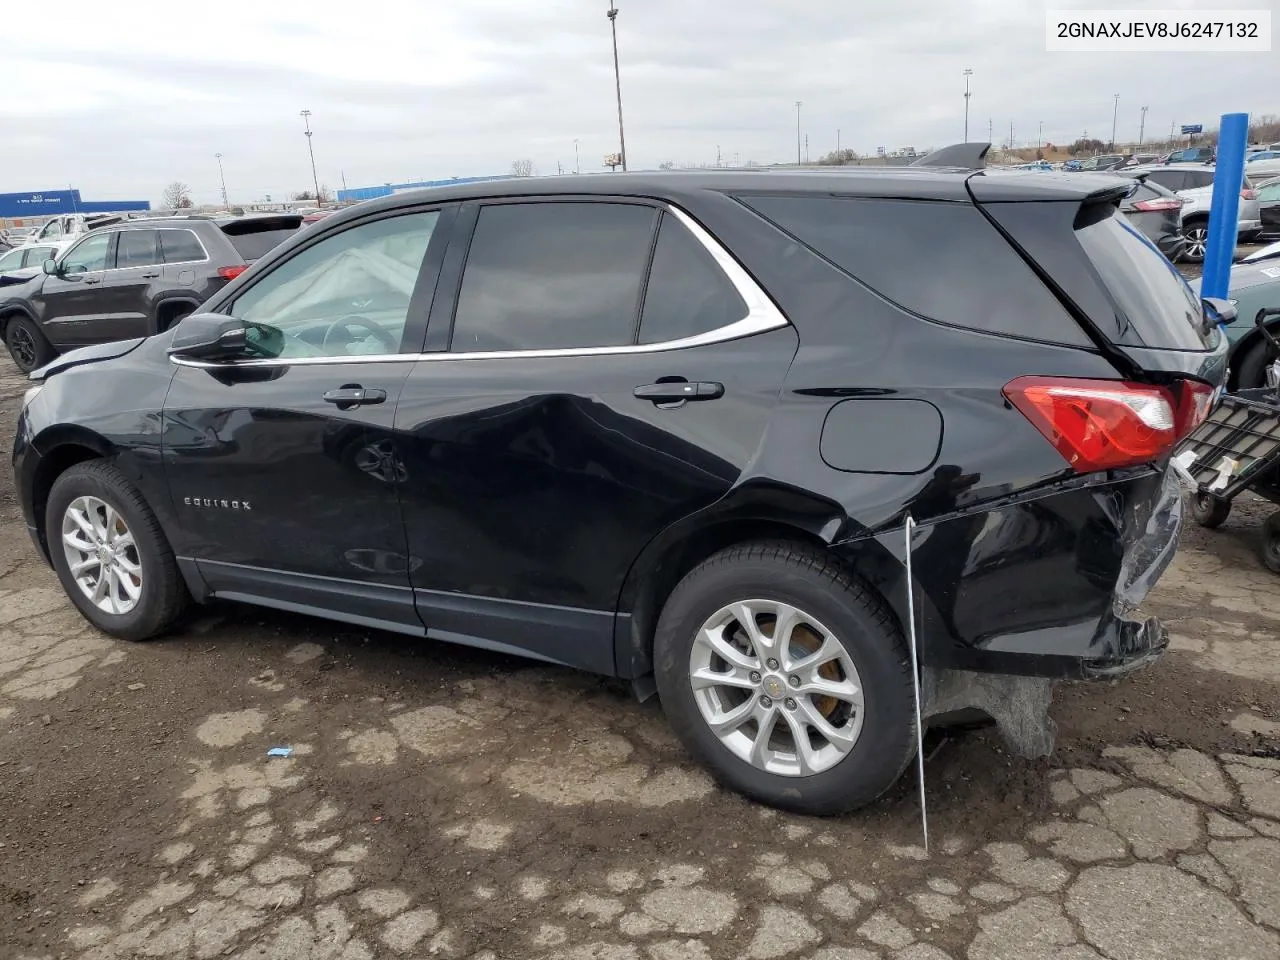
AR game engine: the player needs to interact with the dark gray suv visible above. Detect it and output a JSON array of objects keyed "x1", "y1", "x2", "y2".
[{"x1": 0, "y1": 214, "x2": 301, "y2": 372}]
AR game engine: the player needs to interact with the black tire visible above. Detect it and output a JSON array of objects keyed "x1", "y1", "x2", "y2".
[
  {"x1": 45, "y1": 460, "x2": 189, "y2": 640},
  {"x1": 653, "y1": 540, "x2": 916, "y2": 815},
  {"x1": 1261, "y1": 513, "x2": 1280, "y2": 574},
  {"x1": 4, "y1": 315, "x2": 53, "y2": 373},
  {"x1": 1180, "y1": 219, "x2": 1209, "y2": 263},
  {"x1": 1189, "y1": 491, "x2": 1232, "y2": 529},
  {"x1": 1234, "y1": 337, "x2": 1277, "y2": 392}
]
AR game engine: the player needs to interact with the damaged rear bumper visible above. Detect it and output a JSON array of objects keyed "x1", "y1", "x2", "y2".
[{"x1": 858, "y1": 466, "x2": 1181, "y2": 682}]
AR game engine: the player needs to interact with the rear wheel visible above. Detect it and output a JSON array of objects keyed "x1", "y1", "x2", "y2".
[
  {"x1": 1181, "y1": 220, "x2": 1209, "y2": 263},
  {"x1": 653, "y1": 541, "x2": 916, "y2": 815},
  {"x1": 1261, "y1": 514, "x2": 1280, "y2": 574},
  {"x1": 45, "y1": 460, "x2": 189, "y2": 640},
  {"x1": 4, "y1": 315, "x2": 53, "y2": 373},
  {"x1": 1189, "y1": 491, "x2": 1231, "y2": 529}
]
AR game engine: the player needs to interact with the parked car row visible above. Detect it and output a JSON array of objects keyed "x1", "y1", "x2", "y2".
[
  {"x1": 0, "y1": 214, "x2": 302, "y2": 372},
  {"x1": 1117, "y1": 163, "x2": 1261, "y2": 262}
]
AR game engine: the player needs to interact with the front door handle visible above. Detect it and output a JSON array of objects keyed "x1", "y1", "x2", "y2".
[
  {"x1": 634, "y1": 381, "x2": 724, "y2": 404},
  {"x1": 323, "y1": 386, "x2": 387, "y2": 409},
  {"x1": 82, "y1": 275, "x2": 101, "y2": 285}
]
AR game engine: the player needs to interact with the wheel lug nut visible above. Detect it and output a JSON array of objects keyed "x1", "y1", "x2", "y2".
[
  {"x1": 784, "y1": 698, "x2": 797, "y2": 710},
  {"x1": 759, "y1": 695, "x2": 773, "y2": 708},
  {"x1": 749, "y1": 671, "x2": 761, "y2": 684},
  {"x1": 766, "y1": 658, "x2": 779, "y2": 670},
  {"x1": 788, "y1": 675, "x2": 800, "y2": 687}
]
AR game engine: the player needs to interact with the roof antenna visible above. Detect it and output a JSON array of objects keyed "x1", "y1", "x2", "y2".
[
  {"x1": 903, "y1": 514, "x2": 929, "y2": 854},
  {"x1": 909, "y1": 142, "x2": 990, "y2": 170}
]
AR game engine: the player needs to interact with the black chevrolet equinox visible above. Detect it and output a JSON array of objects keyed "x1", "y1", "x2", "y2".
[{"x1": 13, "y1": 157, "x2": 1228, "y2": 813}]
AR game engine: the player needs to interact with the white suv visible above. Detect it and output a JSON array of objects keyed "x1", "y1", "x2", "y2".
[{"x1": 1126, "y1": 163, "x2": 1262, "y2": 262}]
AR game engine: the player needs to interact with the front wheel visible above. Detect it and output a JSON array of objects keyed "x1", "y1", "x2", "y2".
[
  {"x1": 653, "y1": 541, "x2": 916, "y2": 815},
  {"x1": 46, "y1": 460, "x2": 189, "y2": 640},
  {"x1": 1189, "y1": 492, "x2": 1232, "y2": 529},
  {"x1": 1181, "y1": 220, "x2": 1209, "y2": 263},
  {"x1": 1261, "y1": 513, "x2": 1280, "y2": 574},
  {"x1": 4, "y1": 315, "x2": 53, "y2": 373}
]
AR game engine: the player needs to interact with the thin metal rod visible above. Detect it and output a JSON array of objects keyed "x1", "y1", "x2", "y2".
[{"x1": 903, "y1": 515, "x2": 929, "y2": 854}]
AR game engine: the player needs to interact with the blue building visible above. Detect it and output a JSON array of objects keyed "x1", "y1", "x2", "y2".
[
  {"x1": 336, "y1": 175, "x2": 517, "y2": 204},
  {"x1": 0, "y1": 189, "x2": 150, "y2": 221}
]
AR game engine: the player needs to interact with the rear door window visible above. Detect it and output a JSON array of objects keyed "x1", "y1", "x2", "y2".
[
  {"x1": 741, "y1": 194, "x2": 1085, "y2": 344},
  {"x1": 1183, "y1": 170, "x2": 1216, "y2": 190},
  {"x1": 1076, "y1": 208, "x2": 1214, "y2": 350},
  {"x1": 159, "y1": 229, "x2": 207, "y2": 264},
  {"x1": 638, "y1": 213, "x2": 747, "y2": 344},
  {"x1": 450, "y1": 201, "x2": 657, "y2": 352}
]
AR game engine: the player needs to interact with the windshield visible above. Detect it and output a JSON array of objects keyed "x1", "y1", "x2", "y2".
[{"x1": 1076, "y1": 209, "x2": 1216, "y2": 350}]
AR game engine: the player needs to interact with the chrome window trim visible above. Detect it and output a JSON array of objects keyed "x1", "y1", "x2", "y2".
[{"x1": 169, "y1": 201, "x2": 790, "y2": 371}]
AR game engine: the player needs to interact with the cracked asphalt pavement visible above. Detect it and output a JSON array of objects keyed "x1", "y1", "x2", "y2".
[{"x1": 1, "y1": 355, "x2": 1278, "y2": 960}]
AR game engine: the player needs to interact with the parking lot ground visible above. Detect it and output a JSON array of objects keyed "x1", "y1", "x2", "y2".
[{"x1": 0, "y1": 356, "x2": 1278, "y2": 960}]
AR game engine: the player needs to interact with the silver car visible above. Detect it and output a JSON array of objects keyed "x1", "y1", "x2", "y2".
[{"x1": 1123, "y1": 163, "x2": 1262, "y2": 262}]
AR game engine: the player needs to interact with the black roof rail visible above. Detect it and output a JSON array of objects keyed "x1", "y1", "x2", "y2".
[{"x1": 910, "y1": 142, "x2": 991, "y2": 170}]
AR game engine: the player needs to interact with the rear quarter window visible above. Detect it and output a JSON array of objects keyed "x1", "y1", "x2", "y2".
[
  {"x1": 739, "y1": 195, "x2": 1087, "y2": 345},
  {"x1": 1076, "y1": 207, "x2": 1215, "y2": 350}
]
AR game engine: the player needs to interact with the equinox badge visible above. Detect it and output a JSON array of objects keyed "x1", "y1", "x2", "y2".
[{"x1": 183, "y1": 497, "x2": 252, "y2": 511}]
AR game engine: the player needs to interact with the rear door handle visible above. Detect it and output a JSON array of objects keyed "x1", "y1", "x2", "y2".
[
  {"x1": 633, "y1": 381, "x2": 724, "y2": 403},
  {"x1": 323, "y1": 386, "x2": 387, "y2": 408},
  {"x1": 141, "y1": 270, "x2": 160, "y2": 278}
]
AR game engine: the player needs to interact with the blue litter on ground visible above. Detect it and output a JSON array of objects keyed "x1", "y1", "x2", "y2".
[{"x1": 267, "y1": 747, "x2": 293, "y2": 758}]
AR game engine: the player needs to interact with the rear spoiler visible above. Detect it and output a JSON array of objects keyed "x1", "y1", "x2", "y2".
[{"x1": 910, "y1": 142, "x2": 991, "y2": 170}]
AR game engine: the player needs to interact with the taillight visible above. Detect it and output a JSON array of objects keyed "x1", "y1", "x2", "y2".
[
  {"x1": 217, "y1": 265, "x2": 248, "y2": 281},
  {"x1": 1004, "y1": 376, "x2": 1211, "y2": 472},
  {"x1": 1175, "y1": 380, "x2": 1215, "y2": 438},
  {"x1": 1131, "y1": 198, "x2": 1182, "y2": 212},
  {"x1": 1242, "y1": 188, "x2": 1257, "y2": 200}
]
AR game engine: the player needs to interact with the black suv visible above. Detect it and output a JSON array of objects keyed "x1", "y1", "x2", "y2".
[
  {"x1": 0, "y1": 214, "x2": 301, "y2": 372},
  {"x1": 13, "y1": 162, "x2": 1227, "y2": 813}
]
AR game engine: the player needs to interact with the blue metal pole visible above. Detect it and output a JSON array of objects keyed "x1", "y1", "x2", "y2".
[{"x1": 1201, "y1": 112, "x2": 1249, "y2": 301}]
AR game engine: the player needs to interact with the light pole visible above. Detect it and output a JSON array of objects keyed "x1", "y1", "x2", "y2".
[
  {"x1": 1139, "y1": 105, "x2": 1148, "y2": 146},
  {"x1": 1110, "y1": 94, "x2": 1119, "y2": 151},
  {"x1": 214, "y1": 153, "x2": 228, "y2": 207},
  {"x1": 1037, "y1": 120, "x2": 1043, "y2": 154},
  {"x1": 963, "y1": 68, "x2": 973, "y2": 141},
  {"x1": 837, "y1": 128, "x2": 841, "y2": 157},
  {"x1": 300, "y1": 110, "x2": 322, "y2": 205},
  {"x1": 795, "y1": 100, "x2": 803, "y2": 165},
  {"x1": 574, "y1": 138, "x2": 581, "y2": 174},
  {"x1": 606, "y1": 2, "x2": 627, "y2": 171}
]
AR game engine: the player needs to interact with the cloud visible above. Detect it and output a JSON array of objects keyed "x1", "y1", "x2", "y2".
[{"x1": 2, "y1": 0, "x2": 1272, "y2": 204}]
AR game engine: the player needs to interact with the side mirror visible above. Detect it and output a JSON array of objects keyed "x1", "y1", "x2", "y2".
[
  {"x1": 167, "y1": 313, "x2": 247, "y2": 361},
  {"x1": 1202, "y1": 297, "x2": 1237, "y2": 326},
  {"x1": 42, "y1": 259, "x2": 58, "y2": 276}
]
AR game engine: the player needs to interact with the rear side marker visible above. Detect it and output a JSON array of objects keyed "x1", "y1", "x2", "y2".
[{"x1": 1004, "y1": 376, "x2": 1213, "y2": 472}]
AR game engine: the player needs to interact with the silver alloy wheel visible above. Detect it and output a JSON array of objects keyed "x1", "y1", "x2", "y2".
[
  {"x1": 1184, "y1": 225, "x2": 1209, "y2": 260},
  {"x1": 689, "y1": 599, "x2": 865, "y2": 777},
  {"x1": 61, "y1": 495, "x2": 143, "y2": 615}
]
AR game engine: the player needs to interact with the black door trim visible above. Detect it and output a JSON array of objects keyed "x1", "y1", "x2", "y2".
[
  {"x1": 415, "y1": 587, "x2": 617, "y2": 675},
  {"x1": 195, "y1": 558, "x2": 423, "y2": 636}
]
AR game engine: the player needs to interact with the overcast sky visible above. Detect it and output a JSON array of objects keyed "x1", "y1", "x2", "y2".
[{"x1": 3, "y1": 0, "x2": 1274, "y2": 205}]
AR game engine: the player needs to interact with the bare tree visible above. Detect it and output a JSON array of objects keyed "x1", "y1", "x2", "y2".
[
  {"x1": 162, "y1": 181, "x2": 192, "y2": 209},
  {"x1": 657, "y1": 160, "x2": 675, "y2": 170},
  {"x1": 510, "y1": 159, "x2": 535, "y2": 177}
]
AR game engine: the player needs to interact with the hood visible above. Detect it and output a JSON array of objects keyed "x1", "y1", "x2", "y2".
[
  {"x1": 30, "y1": 337, "x2": 147, "y2": 380},
  {"x1": 1190, "y1": 261, "x2": 1280, "y2": 296}
]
